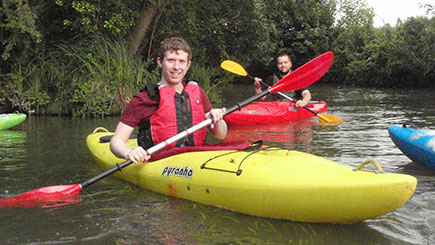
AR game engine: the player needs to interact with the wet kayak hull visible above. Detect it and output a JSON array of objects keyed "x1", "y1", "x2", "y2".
[{"x1": 388, "y1": 124, "x2": 435, "y2": 169}]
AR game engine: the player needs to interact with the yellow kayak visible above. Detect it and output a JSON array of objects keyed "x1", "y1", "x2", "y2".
[{"x1": 86, "y1": 127, "x2": 416, "y2": 223}]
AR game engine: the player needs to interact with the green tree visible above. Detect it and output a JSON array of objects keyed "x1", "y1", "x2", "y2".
[
  {"x1": 140, "y1": 0, "x2": 275, "y2": 67},
  {"x1": 329, "y1": 0, "x2": 376, "y2": 85},
  {"x1": 0, "y1": 0, "x2": 42, "y2": 64},
  {"x1": 51, "y1": 0, "x2": 275, "y2": 65},
  {"x1": 385, "y1": 17, "x2": 435, "y2": 87},
  {"x1": 260, "y1": 0, "x2": 336, "y2": 69}
]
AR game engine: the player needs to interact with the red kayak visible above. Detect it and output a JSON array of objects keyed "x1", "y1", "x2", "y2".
[{"x1": 224, "y1": 101, "x2": 328, "y2": 126}]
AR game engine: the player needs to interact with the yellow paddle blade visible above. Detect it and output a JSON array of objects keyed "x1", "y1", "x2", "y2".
[
  {"x1": 220, "y1": 60, "x2": 248, "y2": 77},
  {"x1": 317, "y1": 113, "x2": 344, "y2": 123}
]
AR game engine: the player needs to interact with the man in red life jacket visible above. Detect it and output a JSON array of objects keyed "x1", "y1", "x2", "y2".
[{"x1": 110, "y1": 37, "x2": 227, "y2": 163}]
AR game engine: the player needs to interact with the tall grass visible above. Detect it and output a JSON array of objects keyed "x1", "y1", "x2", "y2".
[
  {"x1": 0, "y1": 59, "x2": 50, "y2": 114},
  {"x1": 1, "y1": 37, "x2": 230, "y2": 117},
  {"x1": 59, "y1": 37, "x2": 159, "y2": 117}
]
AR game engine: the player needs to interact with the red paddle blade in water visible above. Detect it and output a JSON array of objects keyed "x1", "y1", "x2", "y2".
[
  {"x1": 0, "y1": 184, "x2": 82, "y2": 208},
  {"x1": 269, "y1": 51, "x2": 334, "y2": 94}
]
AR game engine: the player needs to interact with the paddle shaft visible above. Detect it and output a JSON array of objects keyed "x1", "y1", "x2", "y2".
[
  {"x1": 239, "y1": 66, "x2": 314, "y2": 112},
  {"x1": 259, "y1": 81, "x2": 319, "y2": 116},
  {"x1": 244, "y1": 70, "x2": 319, "y2": 115},
  {"x1": 236, "y1": 64, "x2": 319, "y2": 115},
  {"x1": 80, "y1": 89, "x2": 270, "y2": 189}
]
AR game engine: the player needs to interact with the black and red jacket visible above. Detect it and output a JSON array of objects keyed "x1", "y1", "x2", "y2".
[{"x1": 138, "y1": 82, "x2": 207, "y2": 149}]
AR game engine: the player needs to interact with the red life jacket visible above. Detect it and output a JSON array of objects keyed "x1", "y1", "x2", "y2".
[{"x1": 138, "y1": 82, "x2": 207, "y2": 149}]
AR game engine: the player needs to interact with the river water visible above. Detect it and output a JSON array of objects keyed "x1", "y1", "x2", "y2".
[{"x1": 0, "y1": 84, "x2": 434, "y2": 244}]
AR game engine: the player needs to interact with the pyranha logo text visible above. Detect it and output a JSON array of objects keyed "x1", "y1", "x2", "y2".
[{"x1": 162, "y1": 166, "x2": 193, "y2": 178}]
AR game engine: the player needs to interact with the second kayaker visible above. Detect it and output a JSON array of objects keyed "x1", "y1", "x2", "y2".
[{"x1": 254, "y1": 52, "x2": 312, "y2": 107}]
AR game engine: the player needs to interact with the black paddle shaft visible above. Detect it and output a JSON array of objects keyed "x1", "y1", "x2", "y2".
[
  {"x1": 80, "y1": 159, "x2": 133, "y2": 188},
  {"x1": 224, "y1": 89, "x2": 269, "y2": 116}
]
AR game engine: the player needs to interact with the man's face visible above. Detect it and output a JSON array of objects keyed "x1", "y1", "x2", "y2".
[
  {"x1": 277, "y1": 55, "x2": 292, "y2": 75},
  {"x1": 157, "y1": 50, "x2": 191, "y2": 86}
]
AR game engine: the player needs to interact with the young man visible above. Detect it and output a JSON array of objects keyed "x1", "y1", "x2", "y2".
[
  {"x1": 110, "y1": 37, "x2": 227, "y2": 163},
  {"x1": 254, "y1": 52, "x2": 311, "y2": 107}
]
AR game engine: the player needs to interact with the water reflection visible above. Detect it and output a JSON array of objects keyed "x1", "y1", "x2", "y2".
[
  {"x1": 21, "y1": 184, "x2": 394, "y2": 244},
  {"x1": 0, "y1": 130, "x2": 26, "y2": 158},
  {"x1": 0, "y1": 130, "x2": 27, "y2": 186},
  {"x1": 224, "y1": 118, "x2": 317, "y2": 149},
  {"x1": 152, "y1": 198, "x2": 394, "y2": 245}
]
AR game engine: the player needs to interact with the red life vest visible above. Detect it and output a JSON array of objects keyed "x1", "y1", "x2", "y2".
[{"x1": 138, "y1": 82, "x2": 207, "y2": 149}]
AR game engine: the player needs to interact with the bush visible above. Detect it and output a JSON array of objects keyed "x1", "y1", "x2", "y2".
[{"x1": 1, "y1": 37, "x2": 230, "y2": 117}]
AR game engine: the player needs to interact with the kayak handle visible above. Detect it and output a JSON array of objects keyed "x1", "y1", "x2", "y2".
[
  {"x1": 402, "y1": 122, "x2": 420, "y2": 129},
  {"x1": 353, "y1": 160, "x2": 383, "y2": 173},
  {"x1": 93, "y1": 127, "x2": 109, "y2": 133}
]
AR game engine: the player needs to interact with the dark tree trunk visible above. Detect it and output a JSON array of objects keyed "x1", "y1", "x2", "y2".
[{"x1": 127, "y1": 1, "x2": 159, "y2": 56}]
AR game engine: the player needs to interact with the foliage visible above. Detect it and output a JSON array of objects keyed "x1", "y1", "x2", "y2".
[
  {"x1": 261, "y1": 0, "x2": 336, "y2": 66},
  {"x1": 327, "y1": 0, "x2": 376, "y2": 85},
  {"x1": 186, "y1": 64, "x2": 231, "y2": 107},
  {"x1": 383, "y1": 17, "x2": 435, "y2": 87},
  {"x1": 0, "y1": 60, "x2": 50, "y2": 114},
  {"x1": 1, "y1": 0, "x2": 434, "y2": 117},
  {"x1": 145, "y1": 0, "x2": 276, "y2": 68},
  {"x1": 54, "y1": 0, "x2": 143, "y2": 37},
  {"x1": 330, "y1": 6, "x2": 434, "y2": 88},
  {"x1": 0, "y1": 36, "x2": 231, "y2": 117},
  {"x1": 0, "y1": 0, "x2": 42, "y2": 64},
  {"x1": 327, "y1": 0, "x2": 434, "y2": 88},
  {"x1": 0, "y1": 37, "x2": 157, "y2": 116},
  {"x1": 59, "y1": 37, "x2": 158, "y2": 117}
]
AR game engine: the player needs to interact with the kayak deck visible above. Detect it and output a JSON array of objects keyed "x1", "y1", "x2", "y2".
[{"x1": 224, "y1": 101, "x2": 328, "y2": 126}]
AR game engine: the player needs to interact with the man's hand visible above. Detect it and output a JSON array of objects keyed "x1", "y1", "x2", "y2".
[
  {"x1": 126, "y1": 146, "x2": 150, "y2": 163},
  {"x1": 254, "y1": 77, "x2": 262, "y2": 88}
]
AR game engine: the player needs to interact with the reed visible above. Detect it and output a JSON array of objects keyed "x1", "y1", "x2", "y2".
[
  {"x1": 2, "y1": 37, "x2": 229, "y2": 117},
  {"x1": 58, "y1": 37, "x2": 157, "y2": 117}
]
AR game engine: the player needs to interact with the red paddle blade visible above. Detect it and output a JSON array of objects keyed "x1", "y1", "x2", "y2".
[
  {"x1": 0, "y1": 184, "x2": 82, "y2": 208},
  {"x1": 269, "y1": 51, "x2": 334, "y2": 94}
]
